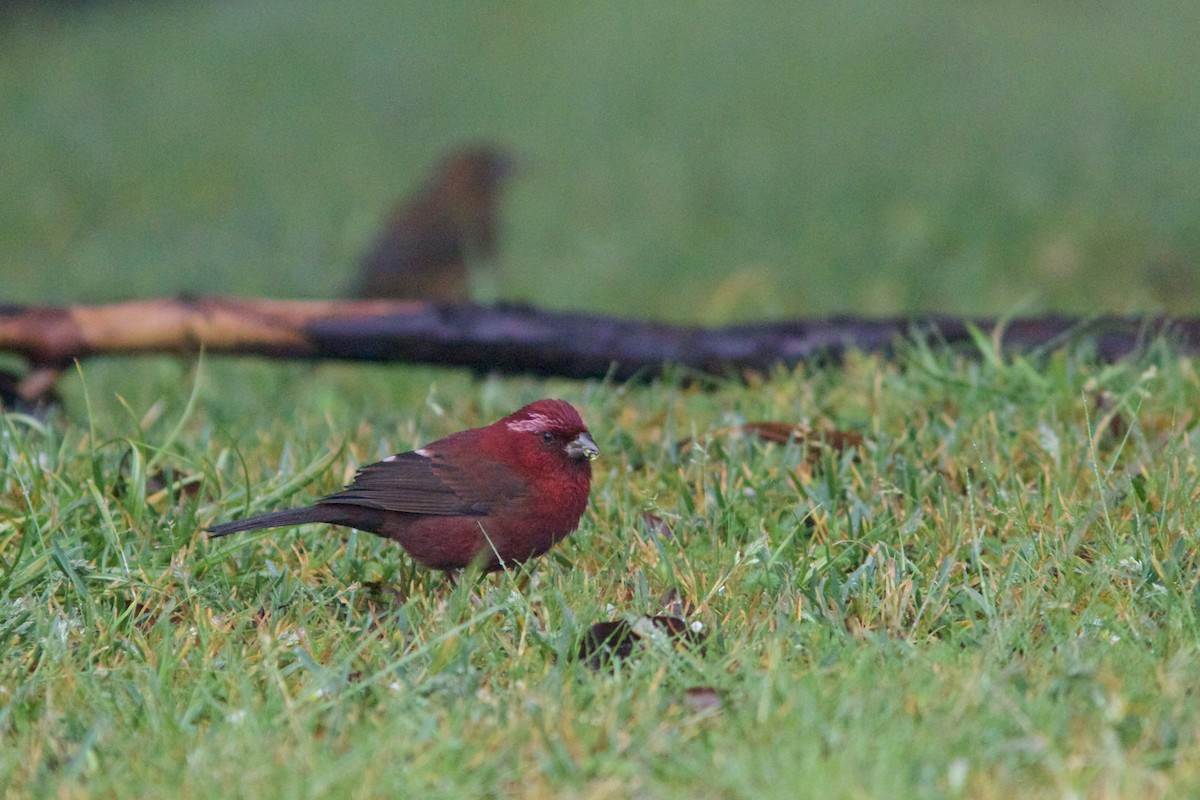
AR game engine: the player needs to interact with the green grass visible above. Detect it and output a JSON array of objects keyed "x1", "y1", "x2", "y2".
[
  {"x1": 6, "y1": 347, "x2": 1200, "y2": 798},
  {"x1": 5, "y1": 2, "x2": 1200, "y2": 797}
]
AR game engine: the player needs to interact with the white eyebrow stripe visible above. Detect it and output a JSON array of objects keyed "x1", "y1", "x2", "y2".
[
  {"x1": 505, "y1": 413, "x2": 554, "y2": 433},
  {"x1": 385, "y1": 448, "x2": 431, "y2": 461}
]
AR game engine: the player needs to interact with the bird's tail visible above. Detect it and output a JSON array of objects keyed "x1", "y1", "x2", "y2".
[{"x1": 206, "y1": 506, "x2": 333, "y2": 539}]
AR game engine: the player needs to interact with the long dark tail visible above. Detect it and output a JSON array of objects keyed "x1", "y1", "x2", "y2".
[{"x1": 207, "y1": 506, "x2": 334, "y2": 538}]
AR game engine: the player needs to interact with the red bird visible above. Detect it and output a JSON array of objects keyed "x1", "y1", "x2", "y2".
[{"x1": 207, "y1": 399, "x2": 599, "y2": 572}]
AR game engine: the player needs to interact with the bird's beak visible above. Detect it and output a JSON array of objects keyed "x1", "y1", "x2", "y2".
[{"x1": 566, "y1": 432, "x2": 600, "y2": 461}]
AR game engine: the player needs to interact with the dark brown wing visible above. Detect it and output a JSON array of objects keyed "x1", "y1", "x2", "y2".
[{"x1": 319, "y1": 450, "x2": 524, "y2": 516}]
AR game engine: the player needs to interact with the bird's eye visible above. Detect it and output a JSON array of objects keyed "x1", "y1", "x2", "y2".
[{"x1": 541, "y1": 431, "x2": 555, "y2": 444}]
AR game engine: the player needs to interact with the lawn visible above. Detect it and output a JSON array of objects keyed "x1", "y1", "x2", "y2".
[{"x1": 3, "y1": 2, "x2": 1200, "y2": 798}]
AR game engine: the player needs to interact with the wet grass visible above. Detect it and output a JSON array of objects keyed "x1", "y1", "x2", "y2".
[{"x1": 4, "y1": 2, "x2": 1200, "y2": 797}]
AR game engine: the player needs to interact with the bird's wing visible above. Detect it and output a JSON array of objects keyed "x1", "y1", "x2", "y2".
[{"x1": 319, "y1": 451, "x2": 523, "y2": 516}]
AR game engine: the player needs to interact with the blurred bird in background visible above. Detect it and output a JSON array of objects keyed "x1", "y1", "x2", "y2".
[{"x1": 352, "y1": 146, "x2": 514, "y2": 301}]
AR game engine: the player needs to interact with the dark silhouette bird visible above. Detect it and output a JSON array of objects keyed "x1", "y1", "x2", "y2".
[
  {"x1": 352, "y1": 146, "x2": 514, "y2": 301},
  {"x1": 208, "y1": 399, "x2": 598, "y2": 572}
]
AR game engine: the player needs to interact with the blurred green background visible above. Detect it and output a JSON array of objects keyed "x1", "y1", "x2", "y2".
[{"x1": 2, "y1": 0, "x2": 1199, "y2": 322}]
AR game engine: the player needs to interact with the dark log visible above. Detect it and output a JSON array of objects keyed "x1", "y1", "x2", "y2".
[{"x1": 0, "y1": 297, "x2": 1197, "y2": 385}]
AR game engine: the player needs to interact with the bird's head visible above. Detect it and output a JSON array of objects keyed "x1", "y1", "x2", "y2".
[{"x1": 500, "y1": 399, "x2": 599, "y2": 474}]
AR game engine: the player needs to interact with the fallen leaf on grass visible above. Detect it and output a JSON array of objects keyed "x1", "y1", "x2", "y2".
[
  {"x1": 678, "y1": 421, "x2": 864, "y2": 464},
  {"x1": 114, "y1": 450, "x2": 202, "y2": 507},
  {"x1": 146, "y1": 468, "x2": 202, "y2": 500},
  {"x1": 640, "y1": 513, "x2": 675, "y2": 540},
  {"x1": 742, "y1": 421, "x2": 863, "y2": 451},
  {"x1": 578, "y1": 615, "x2": 705, "y2": 669},
  {"x1": 683, "y1": 686, "x2": 723, "y2": 713},
  {"x1": 658, "y1": 586, "x2": 684, "y2": 617},
  {"x1": 1092, "y1": 391, "x2": 1129, "y2": 440}
]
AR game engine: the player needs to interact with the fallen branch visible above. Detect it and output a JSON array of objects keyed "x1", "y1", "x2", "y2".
[{"x1": 1, "y1": 297, "x2": 1196, "y2": 385}]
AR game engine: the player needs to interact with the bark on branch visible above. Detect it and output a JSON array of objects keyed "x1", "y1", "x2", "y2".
[{"x1": 1, "y1": 297, "x2": 1196, "y2": 384}]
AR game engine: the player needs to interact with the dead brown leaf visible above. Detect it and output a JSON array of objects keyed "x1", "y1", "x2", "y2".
[{"x1": 577, "y1": 615, "x2": 705, "y2": 670}]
